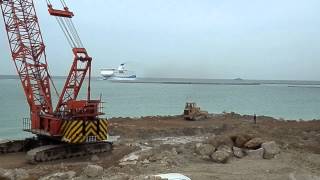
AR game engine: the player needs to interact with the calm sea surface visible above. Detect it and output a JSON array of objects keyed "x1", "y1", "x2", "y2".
[{"x1": 1, "y1": 77, "x2": 320, "y2": 139}]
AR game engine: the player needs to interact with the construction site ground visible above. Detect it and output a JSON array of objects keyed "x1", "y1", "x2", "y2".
[{"x1": 0, "y1": 113, "x2": 320, "y2": 180}]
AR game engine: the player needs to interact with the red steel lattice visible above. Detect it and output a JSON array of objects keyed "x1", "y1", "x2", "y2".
[{"x1": 0, "y1": 0, "x2": 54, "y2": 130}]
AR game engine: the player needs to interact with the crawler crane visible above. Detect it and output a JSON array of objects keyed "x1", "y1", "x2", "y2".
[{"x1": 0, "y1": 0, "x2": 111, "y2": 162}]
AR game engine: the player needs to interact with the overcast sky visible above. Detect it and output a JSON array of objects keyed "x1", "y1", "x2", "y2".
[{"x1": 1, "y1": 0, "x2": 320, "y2": 80}]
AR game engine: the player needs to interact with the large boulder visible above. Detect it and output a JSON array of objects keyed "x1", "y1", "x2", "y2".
[
  {"x1": 233, "y1": 134, "x2": 253, "y2": 148},
  {"x1": 210, "y1": 150, "x2": 230, "y2": 163},
  {"x1": 39, "y1": 171, "x2": 76, "y2": 180},
  {"x1": 244, "y1": 138, "x2": 265, "y2": 149},
  {"x1": 205, "y1": 135, "x2": 234, "y2": 148},
  {"x1": 245, "y1": 148, "x2": 264, "y2": 159},
  {"x1": 195, "y1": 143, "x2": 216, "y2": 157},
  {"x1": 217, "y1": 145, "x2": 232, "y2": 155},
  {"x1": 232, "y1": 146, "x2": 245, "y2": 158},
  {"x1": 83, "y1": 165, "x2": 104, "y2": 178},
  {"x1": 261, "y1": 141, "x2": 280, "y2": 159}
]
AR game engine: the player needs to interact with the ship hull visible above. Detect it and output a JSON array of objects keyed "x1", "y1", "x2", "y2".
[
  {"x1": 102, "y1": 74, "x2": 136, "y2": 80},
  {"x1": 109, "y1": 76, "x2": 137, "y2": 81}
]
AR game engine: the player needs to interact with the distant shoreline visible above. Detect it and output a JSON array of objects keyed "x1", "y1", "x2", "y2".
[
  {"x1": 288, "y1": 85, "x2": 320, "y2": 89},
  {"x1": 1, "y1": 75, "x2": 320, "y2": 86},
  {"x1": 110, "y1": 81, "x2": 261, "y2": 86}
]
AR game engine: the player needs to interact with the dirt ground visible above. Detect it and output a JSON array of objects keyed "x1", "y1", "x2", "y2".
[{"x1": 0, "y1": 113, "x2": 320, "y2": 180}]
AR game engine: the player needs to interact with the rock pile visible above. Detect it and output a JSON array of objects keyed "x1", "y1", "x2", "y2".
[
  {"x1": 108, "y1": 175, "x2": 169, "y2": 180},
  {"x1": 194, "y1": 134, "x2": 281, "y2": 163},
  {"x1": 36, "y1": 164, "x2": 171, "y2": 180},
  {"x1": 140, "y1": 148, "x2": 179, "y2": 168},
  {"x1": 39, "y1": 171, "x2": 76, "y2": 180},
  {"x1": 37, "y1": 165, "x2": 105, "y2": 180},
  {"x1": 0, "y1": 168, "x2": 29, "y2": 180},
  {"x1": 83, "y1": 164, "x2": 104, "y2": 178},
  {"x1": 119, "y1": 144, "x2": 182, "y2": 169}
]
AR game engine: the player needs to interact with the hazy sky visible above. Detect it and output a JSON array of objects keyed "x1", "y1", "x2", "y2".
[{"x1": 1, "y1": 0, "x2": 320, "y2": 80}]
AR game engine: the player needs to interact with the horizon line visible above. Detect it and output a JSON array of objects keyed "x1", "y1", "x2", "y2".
[{"x1": 0, "y1": 74, "x2": 319, "y2": 82}]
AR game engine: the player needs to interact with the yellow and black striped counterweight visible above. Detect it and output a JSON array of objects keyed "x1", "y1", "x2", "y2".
[{"x1": 60, "y1": 119, "x2": 108, "y2": 144}]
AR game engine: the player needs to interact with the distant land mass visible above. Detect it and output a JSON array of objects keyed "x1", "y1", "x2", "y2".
[
  {"x1": 1, "y1": 75, "x2": 320, "y2": 86},
  {"x1": 0, "y1": 75, "x2": 18, "y2": 79}
]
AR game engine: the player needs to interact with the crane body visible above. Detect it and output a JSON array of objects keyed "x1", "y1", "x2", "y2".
[{"x1": 0, "y1": 0, "x2": 112, "y2": 162}]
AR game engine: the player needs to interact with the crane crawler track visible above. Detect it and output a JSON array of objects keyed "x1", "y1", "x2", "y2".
[
  {"x1": 26, "y1": 142, "x2": 112, "y2": 163},
  {"x1": 0, "y1": 140, "x2": 25, "y2": 154},
  {"x1": 0, "y1": 139, "x2": 39, "y2": 154}
]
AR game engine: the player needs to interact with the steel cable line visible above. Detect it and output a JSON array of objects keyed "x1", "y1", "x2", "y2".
[
  {"x1": 55, "y1": 17, "x2": 74, "y2": 47},
  {"x1": 47, "y1": 0, "x2": 84, "y2": 48},
  {"x1": 58, "y1": 17, "x2": 76, "y2": 47}
]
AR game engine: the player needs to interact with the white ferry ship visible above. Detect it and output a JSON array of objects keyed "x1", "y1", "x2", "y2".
[{"x1": 100, "y1": 63, "x2": 137, "y2": 80}]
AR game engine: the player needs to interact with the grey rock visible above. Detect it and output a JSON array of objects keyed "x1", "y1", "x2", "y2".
[
  {"x1": 195, "y1": 143, "x2": 216, "y2": 157},
  {"x1": 73, "y1": 176, "x2": 86, "y2": 180},
  {"x1": 262, "y1": 141, "x2": 280, "y2": 159},
  {"x1": 164, "y1": 158, "x2": 178, "y2": 167},
  {"x1": 210, "y1": 150, "x2": 230, "y2": 163},
  {"x1": 13, "y1": 169, "x2": 29, "y2": 180},
  {"x1": 142, "y1": 159, "x2": 150, "y2": 164},
  {"x1": 83, "y1": 165, "x2": 104, "y2": 178},
  {"x1": 217, "y1": 145, "x2": 232, "y2": 155},
  {"x1": 176, "y1": 146, "x2": 184, "y2": 154},
  {"x1": 205, "y1": 135, "x2": 233, "y2": 148},
  {"x1": 171, "y1": 148, "x2": 178, "y2": 155},
  {"x1": 103, "y1": 174, "x2": 130, "y2": 180},
  {"x1": 142, "y1": 176, "x2": 168, "y2": 180},
  {"x1": 131, "y1": 175, "x2": 146, "y2": 180},
  {"x1": 91, "y1": 155, "x2": 100, "y2": 162},
  {"x1": 0, "y1": 168, "x2": 29, "y2": 180},
  {"x1": 244, "y1": 138, "x2": 265, "y2": 149},
  {"x1": 149, "y1": 151, "x2": 171, "y2": 162},
  {"x1": 0, "y1": 168, "x2": 10, "y2": 180},
  {"x1": 200, "y1": 155, "x2": 211, "y2": 161},
  {"x1": 245, "y1": 148, "x2": 264, "y2": 159},
  {"x1": 194, "y1": 143, "x2": 202, "y2": 151},
  {"x1": 39, "y1": 171, "x2": 76, "y2": 180},
  {"x1": 138, "y1": 151, "x2": 153, "y2": 161},
  {"x1": 119, "y1": 161, "x2": 137, "y2": 166},
  {"x1": 233, "y1": 134, "x2": 253, "y2": 148},
  {"x1": 233, "y1": 146, "x2": 245, "y2": 158}
]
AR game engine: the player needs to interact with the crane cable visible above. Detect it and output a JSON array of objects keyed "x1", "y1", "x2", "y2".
[
  {"x1": 56, "y1": 17, "x2": 76, "y2": 47},
  {"x1": 65, "y1": 17, "x2": 82, "y2": 47},
  {"x1": 44, "y1": 0, "x2": 85, "y2": 99},
  {"x1": 61, "y1": 0, "x2": 83, "y2": 48},
  {"x1": 59, "y1": 0, "x2": 67, "y2": 8},
  {"x1": 68, "y1": 18, "x2": 84, "y2": 47},
  {"x1": 47, "y1": 0, "x2": 84, "y2": 48},
  {"x1": 59, "y1": 17, "x2": 83, "y2": 48}
]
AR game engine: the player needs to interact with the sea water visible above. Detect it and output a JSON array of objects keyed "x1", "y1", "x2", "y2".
[{"x1": 1, "y1": 78, "x2": 320, "y2": 139}]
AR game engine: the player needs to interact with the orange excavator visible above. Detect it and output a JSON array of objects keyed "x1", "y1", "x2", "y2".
[{"x1": 0, "y1": 0, "x2": 111, "y2": 162}]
